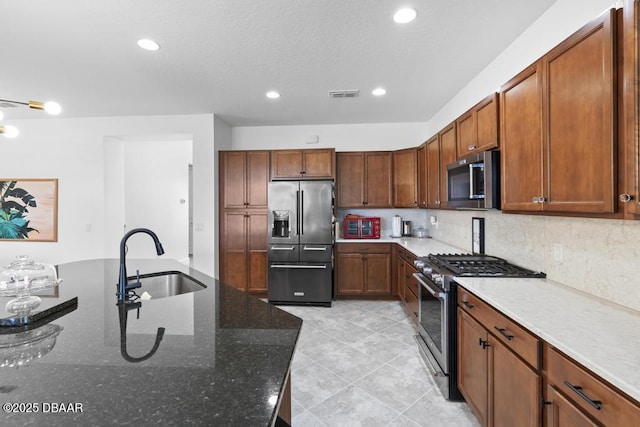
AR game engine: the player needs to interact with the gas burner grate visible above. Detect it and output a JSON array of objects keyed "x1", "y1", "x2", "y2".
[{"x1": 427, "y1": 253, "x2": 546, "y2": 278}]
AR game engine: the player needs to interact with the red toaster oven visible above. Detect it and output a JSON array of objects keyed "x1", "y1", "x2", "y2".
[{"x1": 343, "y1": 217, "x2": 381, "y2": 239}]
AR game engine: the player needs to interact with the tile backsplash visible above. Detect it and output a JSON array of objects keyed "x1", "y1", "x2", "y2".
[{"x1": 336, "y1": 207, "x2": 640, "y2": 313}]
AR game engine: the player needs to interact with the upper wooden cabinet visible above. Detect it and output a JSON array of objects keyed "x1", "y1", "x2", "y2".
[
  {"x1": 456, "y1": 93, "x2": 499, "y2": 159},
  {"x1": 336, "y1": 152, "x2": 393, "y2": 208},
  {"x1": 501, "y1": 10, "x2": 617, "y2": 214},
  {"x1": 427, "y1": 123, "x2": 457, "y2": 209},
  {"x1": 220, "y1": 150, "x2": 269, "y2": 209},
  {"x1": 393, "y1": 147, "x2": 418, "y2": 207},
  {"x1": 417, "y1": 142, "x2": 428, "y2": 208},
  {"x1": 270, "y1": 148, "x2": 335, "y2": 180},
  {"x1": 622, "y1": 0, "x2": 640, "y2": 217}
]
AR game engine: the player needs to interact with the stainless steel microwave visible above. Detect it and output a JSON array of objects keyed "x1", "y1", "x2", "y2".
[{"x1": 446, "y1": 150, "x2": 500, "y2": 209}]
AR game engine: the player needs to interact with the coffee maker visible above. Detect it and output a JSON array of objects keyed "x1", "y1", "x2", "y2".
[{"x1": 402, "y1": 220, "x2": 412, "y2": 237}]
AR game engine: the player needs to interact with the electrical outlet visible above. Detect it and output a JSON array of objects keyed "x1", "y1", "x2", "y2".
[{"x1": 553, "y1": 243, "x2": 563, "y2": 262}]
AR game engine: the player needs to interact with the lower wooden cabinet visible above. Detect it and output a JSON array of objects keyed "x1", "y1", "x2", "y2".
[
  {"x1": 396, "y1": 246, "x2": 418, "y2": 321},
  {"x1": 543, "y1": 344, "x2": 640, "y2": 426},
  {"x1": 335, "y1": 243, "x2": 392, "y2": 296},
  {"x1": 219, "y1": 210, "x2": 268, "y2": 294},
  {"x1": 458, "y1": 288, "x2": 541, "y2": 427}
]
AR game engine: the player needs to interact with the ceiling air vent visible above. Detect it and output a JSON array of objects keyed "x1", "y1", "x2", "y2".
[{"x1": 328, "y1": 90, "x2": 360, "y2": 99}]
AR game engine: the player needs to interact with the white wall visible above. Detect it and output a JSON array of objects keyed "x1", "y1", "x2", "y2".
[{"x1": 0, "y1": 114, "x2": 217, "y2": 276}]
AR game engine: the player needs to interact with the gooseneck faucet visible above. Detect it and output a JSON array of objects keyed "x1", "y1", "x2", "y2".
[{"x1": 118, "y1": 228, "x2": 165, "y2": 300}]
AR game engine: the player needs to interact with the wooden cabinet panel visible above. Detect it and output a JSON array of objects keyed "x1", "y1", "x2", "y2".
[
  {"x1": 417, "y1": 143, "x2": 428, "y2": 208},
  {"x1": 336, "y1": 152, "x2": 365, "y2": 207},
  {"x1": 393, "y1": 148, "x2": 418, "y2": 207},
  {"x1": 220, "y1": 210, "x2": 267, "y2": 294},
  {"x1": 543, "y1": 10, "x2": 616, "y2": 213},
  {"x1": 335, "y1": 244, "x2": 392, "y2": 296},
  {"x1": 458, "y1": 308, "x2": 489, "y2": 426},
  {"x1": 475, "y1": 93, "x2": 499, "y2": 153},
  {"x1": 545, "y1": 385, "x2": 599, "y2": 427},
  {"x1": 220, "y1": 150, "x2": 269, "y2": 209},
  {"x1": 439, "y1": 123, "x2": 457, "y2": 209},
  {"x1": 456, "y1": 110, "x2": 476, "y2": 158},
  {"x1": 426, "y1": 135, "x2": 441, "y2": 208},
  {"x1": 501, "y1": 62, "x2": 545, "y2": 211},
  {"x1": 271, "y1": 149, "x2": 335, "y2": 179},
  {"x1": 364, "y1": 253, "x2": 391, "y2": 294},
  {"x1": 544, "y1": 345, "x2": 640, "y2": 426},
  {"x1": 336, "y1": 152, "x2": 392, "y2": 208},
  {"x1": 366, "y1": 152, "x2": 393, "y2": 207},
  {"x1": 336, "y1": 253, "x2": 365, "y2": 295},
  {"x1": 501, "y1": 10, "x2": 616, "y2": 214},
  {"x1": 492, "y1": 337, "x2": 541, "y2": 427}
]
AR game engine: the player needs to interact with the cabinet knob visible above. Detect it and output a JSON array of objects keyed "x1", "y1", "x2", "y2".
[
  {"x1": 532, "y1": 196, "x2": 547, "y2": 204},
  {"x1": 619, "y1": 193, "x2": 634, "y2": 203},
  {"x1": 467, "y1": 145, "x2": 477, "y2": 151}
]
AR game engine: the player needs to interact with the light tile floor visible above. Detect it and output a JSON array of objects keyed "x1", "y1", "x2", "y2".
[{"x1": 277, "y1": 300, "x2": 480, "y2": 427}]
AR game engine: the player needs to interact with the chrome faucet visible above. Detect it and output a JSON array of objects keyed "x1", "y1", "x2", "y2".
[{"x1": 118, "y1": 228, "x2": 165, "y2": 300}]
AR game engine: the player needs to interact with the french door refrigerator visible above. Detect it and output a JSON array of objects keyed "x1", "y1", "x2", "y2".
[{"x1": 267, "y1": 180, "x2": 333, "y2": 306}]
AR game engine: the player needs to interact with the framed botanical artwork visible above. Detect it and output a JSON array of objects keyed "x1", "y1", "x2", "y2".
[{"x1": 0, "y1": 179, "x2": 58, "y2": 242}]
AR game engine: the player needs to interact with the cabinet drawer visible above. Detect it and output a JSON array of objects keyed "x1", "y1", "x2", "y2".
[
  {"x1": 336, "y1": 243, "x2": 391, "y2": 254},
  {"x1": 545, "y1": 345, "x2": 640, "y2": 426},
  {"x1": 458, "y1": 287, "x2": 540, "y2": 369},
  {"x1": 404, "y1": 283, "x2": 418, "y2": 319}
]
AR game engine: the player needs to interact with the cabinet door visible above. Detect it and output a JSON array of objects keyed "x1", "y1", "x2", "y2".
[
  {"x1": 500, "y1": 62, "x2": 545, "y2": 211},
  {"x1": 439, "y1": 124, "x2": 457, "y2": 209},
  {"x1": 220, "y1": 211, "x2": 248, "y2": 291},
  {"x1": 491, "y1": 337, "x2": 541, "y2": 427},
  {"x1": 271, "y1": 150, "x2": 303, "y2": 179},
  {"x1": 545, "y1": 385, "x2": 598, "y2": 427},
  {"x1": 336, "y1": 253, "x2": 365, "y2": 295},
  {"x1": 457, "y1": 308, "x2": 489, "y2": 426},
  {"x1": 365, "y1": 152, "x2": 393, "y2": 207},
  {"x1": 543, "y1": 10, "x2": 616, "y2": 213},
  {"x1": 475, "y1": 93, "x2": 499, "y2": 153},
  {"x1": 336, "y1": 152, "x2": 365, "y2": 207},
  {"x1": 393, "y1": 148, "x2": 418, "y2": 207},
  {"x1": 247, "y1": 212, "x2": 268, "y2": 293},
  {"x1": 456, "y1": 110, "x2": 476, "y2": 159},
  {"x1": 246, "y1": 151, "x2": 269, "y2": 208},
  {"x1": 417, "y1": 143, "x2": 428, "y2": 208},
  {"x1": 221, "y1": 151, "x2": 248, "y2": 209},
  {"x1": 364, "y1": 253, "x2": 391, "y2": 294},
  {"x1": 426, "y1": 136, "x2": 441, "y2": 208},
  {"x1": 302, "y1": 149, "x2": 335, "y2": 178}
]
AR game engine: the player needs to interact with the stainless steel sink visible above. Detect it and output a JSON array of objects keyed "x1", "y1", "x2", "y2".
[{"x1": 130, "y1": 271, "x2": 207, "y2": 299}]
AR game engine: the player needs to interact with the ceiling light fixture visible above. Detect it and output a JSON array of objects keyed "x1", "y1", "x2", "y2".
[
  {"x1": 372, "y1": 88, "x2": 387, "y2": 96},
  {"x1": 0, "y1": 125, "x2": 20, "y2": 138},
  {"x1": 393, "y1": 8, "x2": 417, "y2": 24},
  {"x1": 266, "y1": 91, "x2": 281, "y2": 99},
  {"x1": 137, "y1": 39, "x2": 160, "y2": 51},
  {"x1": 0, "y1": 98, "x2": 62, "y2": 138}
]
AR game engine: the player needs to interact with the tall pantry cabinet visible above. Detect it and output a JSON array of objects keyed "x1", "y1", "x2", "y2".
[{"x1": 219, "y1": 151, "x2": 270, "y2": 294}]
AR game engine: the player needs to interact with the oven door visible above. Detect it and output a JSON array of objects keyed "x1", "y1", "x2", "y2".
[{"x1": 415, "y1": 273, "x2": 449, "y2": 374}]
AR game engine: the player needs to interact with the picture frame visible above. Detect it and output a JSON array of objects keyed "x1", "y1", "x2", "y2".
[
  {"x1": 0, "y1": 179, "x2": 58, "y2": 242},
  {"x1": 472, "y1": 217, "x2": 485, "y2": 255}
]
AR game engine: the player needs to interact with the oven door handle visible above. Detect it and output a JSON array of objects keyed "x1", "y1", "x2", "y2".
[{"x1": 414, "y1": 273, "x2": 446, "y2": 300}]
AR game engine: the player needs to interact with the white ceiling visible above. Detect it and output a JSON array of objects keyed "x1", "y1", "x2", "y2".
[{"x1": 1, "y1": 0, "x2": 557, "y2": 126}]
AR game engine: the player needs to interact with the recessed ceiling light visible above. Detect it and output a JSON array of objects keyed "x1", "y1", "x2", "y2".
[
  {"x1": 372, "y1": 88, "x2": 387, "y2": 96},
  {"x1": 393, "y1": 8, "x2": 417, "y2": 24},
  {"x1": 137, "y1": 39, "x2": 160, "y2": 51},
  {"x1": 266, "y1": 91, "x2": 281, "y2": 99}
]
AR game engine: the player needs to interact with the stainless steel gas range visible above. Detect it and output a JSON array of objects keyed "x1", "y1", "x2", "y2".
[{"x1": 413, "y1": 253, "x2": 545, "y2": 400}]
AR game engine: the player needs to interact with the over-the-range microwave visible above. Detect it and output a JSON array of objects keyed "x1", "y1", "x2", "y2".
[{"x1": 446, "y1": 150, "x2": 500, "y2": 209}]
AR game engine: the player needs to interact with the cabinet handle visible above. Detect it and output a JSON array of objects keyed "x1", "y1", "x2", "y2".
[
  {"x1": 494, "y1": 327, "x2": 514, "y2": 341},
  {"x1": 462, "y1": 301, "x2": 474, "y2": 309},
  {"x1": 532, "y1": 196, "x2": 547, "y2": 204},
  {"x1": 467, "y1": 145, "x2": 477, "y2": 151},
  {"x1": 619, "y1": 193, "x2": 633, "y2": 203},
  {"x1": 479, "y1": 338, "x2": 490, "y2": 349},
  {"x1": 563, "y1": 381, "x2": 602, "y2": 410}
]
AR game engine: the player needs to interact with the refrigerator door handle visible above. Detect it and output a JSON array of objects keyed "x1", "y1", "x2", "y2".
[
  {"x1": 270, "y1": 246, "x2": 295, "y2": 251},
  {"x1": 302, "y1": 246, "x2": 327, "y2": 251},
  {"x1": 296, "y1": 190, "x2": 300, "y2": 236},
  {"x1": 300, "y1": 190, "x2": 304, "y2": 235}
]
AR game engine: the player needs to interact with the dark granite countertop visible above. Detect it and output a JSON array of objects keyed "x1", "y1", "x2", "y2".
[{"x1": 0, "y1": 258, "x2": 302, "y2": 426}]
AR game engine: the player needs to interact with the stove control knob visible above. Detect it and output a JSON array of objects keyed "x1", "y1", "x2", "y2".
[
  {"x1": 423, "y1": 267, "x2": 433, "y2": 275},
  {"x1": 414, "y1": 260, "x2": 425, "y2": 270}
]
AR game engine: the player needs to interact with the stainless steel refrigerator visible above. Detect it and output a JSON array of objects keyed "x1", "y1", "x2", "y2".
[{"x1": 267, "y1": 180, "x2": 333, "y2": 306}]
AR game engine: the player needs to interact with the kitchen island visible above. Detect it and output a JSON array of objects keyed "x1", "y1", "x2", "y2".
[{"x1": 0, "y1": 258, "x2": 302, "y2": 426}]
